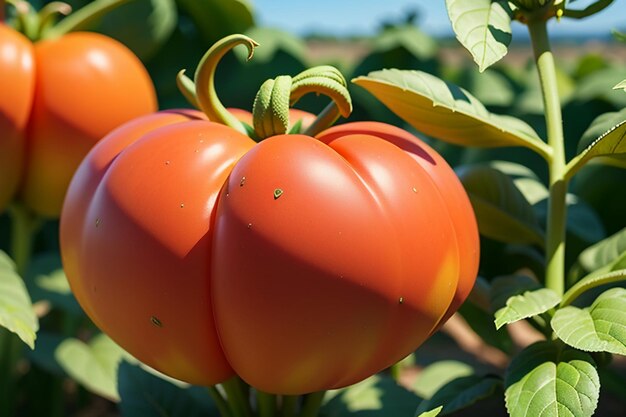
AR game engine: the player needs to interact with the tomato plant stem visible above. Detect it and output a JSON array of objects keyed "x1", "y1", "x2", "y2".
[
  {"x1": 221, "y1": 376, "x2": 253, "y2": 417},
  {"x1": 256, "y1": 390, "x2": 277, "y2": 417},
  {"x1": 527, "y1": 18, "x2": 567, "y2": 298},
  {"x1": 208, "y1": 386, "x2": 234, "y2": 417},
  {"x1": 298, "y1": 391, "x2": 326, "y2": 417},
  {"x1": 280, "y1": 395, "x2": 299, "y2": 417},
  {"x1": 41, "y1": 0, "x2": 133, "y2": 39}
]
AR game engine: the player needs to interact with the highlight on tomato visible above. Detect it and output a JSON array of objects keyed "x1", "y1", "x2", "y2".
[
  {"x1": 0, "y1": 1, "x2": 157, "y2": 217},
  {"x1": 60, "y1": 34, "x2": 479, "y2": 394}
]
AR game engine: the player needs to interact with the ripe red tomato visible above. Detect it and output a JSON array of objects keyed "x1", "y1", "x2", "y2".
[
  {"x1": 61, "y1": 112, "x2": 478, "y2": 393},
  {"x1": 0, "y1": 25, "x2": 157, "y2": 217}
]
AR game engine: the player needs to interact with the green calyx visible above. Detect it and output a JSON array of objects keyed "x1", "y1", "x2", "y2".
[
  {"x1": 177, "y1": 34, "x2": 353, "y2": 141},
  {"x1": 252, "y1": 65, "x2": 353, "y2": 139},
  {"x1": 6, "y1": 0, "x2": 133, "y2": 41}
]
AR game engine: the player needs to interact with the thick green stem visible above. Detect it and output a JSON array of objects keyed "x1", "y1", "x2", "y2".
[
  {"x1": 281, "y1": 395, "x2": 299, "y2": 417},
  {"x1": 194, "y1": 34, "x2": 258, "y2": 134},
  {"x1": 298, "y1": 391, "x2": 325, "y2": 417},
  {"x1": 221, "y1": 377, "x2": 253, "y2": 417},
  {"x1": 208, "y1": 386, "x2": 233, "y2": 417},
  {"x1": 41, "y1": 0, "x2": 133, "y2": 39},
  {"x1": 256, "y1": 390, "x2": 277, "y2": 417},
  {"x1": 528, "y1": 19, "x2": 567, "y2": 297}
]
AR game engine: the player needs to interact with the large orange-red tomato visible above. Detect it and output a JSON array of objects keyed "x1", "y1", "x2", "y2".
[
  {"x1": 60, "y1": 112, "x2": 479, "y2": 393},
  {"x1": 0, "y1": 25, "x2": 157, "y2": 216}
]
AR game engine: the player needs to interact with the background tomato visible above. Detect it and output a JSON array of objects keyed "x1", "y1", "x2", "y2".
[{"x1": 0, "y1": 24, "x2": 34, "y2": 212}]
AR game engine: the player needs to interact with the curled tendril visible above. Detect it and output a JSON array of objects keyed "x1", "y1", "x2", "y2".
[
  {"x1": 176, "y1": 70, "x2": 200, "y2": 109},
  {"x1": 194, "y1": 34, "x2": 259, "y2": 134}
]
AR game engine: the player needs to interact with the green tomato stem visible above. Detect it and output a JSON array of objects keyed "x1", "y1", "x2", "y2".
[
  {"x1": 563, "y1": 0, "x2": 614, "y2": 19},
  {"x1": 298, "y1": 391, "x2": 326, "y2": 417},
  {"x1": 527, "y1": 18, "x2": 567, "y2": 297},
  {"x1": 194, "y1": 34, "x2": 258, "y2": 135},
  {"x1": 256, "y1": 390, "x2": 277, "y2": 417},
  {"x1": 303, "y1": 102, "x2": 341, "y2": 137},
  {"x1": 280, "y1": 395, "x2": 299, "y2": 417},
  {"x1": 176, "y1": 70, "x2": 200, "y2": 109},
  {"x1": 221, "y1": 376, "x2": 253, "y2": 417},
  {"x1": 41, "y1": 0, "x2": 133, "y2": 40},
  {"x1": 208, "y1": 386, "x2": 234, "y2": 417}
]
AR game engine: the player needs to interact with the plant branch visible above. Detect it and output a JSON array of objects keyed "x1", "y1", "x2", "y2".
[
  {"x1": 281, "y1": 395, "x2": 299, "y2": 417},
  {"x1": 221, "y1": 377, "x2": 253, "y2": 417},
  {"x1": 42, "y1": 0, "x2": 133, "y2": 39},
  {"x1": 298, "y1": 391, "x2": 325, "y2": 417},
  {"x1": 208, "y1": 386, "x2": 233, "y2": 417},
  {"x1": 527, "y1": 18, "x2": 567, "y2": 298}
]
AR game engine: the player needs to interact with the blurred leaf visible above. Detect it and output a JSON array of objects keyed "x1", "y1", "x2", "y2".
[
  {"x1": 572, "y1": 66, "x2": 626, "y2": 108},
  {"x1": 445, "y1": 0, "x2": 513, "y2": 72},
  {"x1": 613, "y1": 79, "x2": 626, "y2": 91},
  {"x1": 322, "y1": 374, "x2": 420, "y2": 416},
  {"x1": 177, "y1": 0, "x2": 254, "y2": 45},
  {"x1": 411, "y1": 361, "x2": 474, "y2": 399},
  {"x1": 415, "y1": 375, "x2": 502, "y2": 416},
  {"x1": 515, "y1": 63, "x2": 575, "y2": 114},
  {"x1": 488, "y1": 161, "x2": 548, "y2": 204},
  {"x1": 494, "y1": 288, "x2": 560, "y2": 329},
  {"x1": 457, "y1": 165, "x2": 545, "y2": 246},
  {"x1": 353, "y1": 69, "x2": 551, "y2": 158},
  {"x1": 553, "y1": 287, "x2": 626, "y2": 355},
  {"x1": 460, "y1": 68, "x2": 515, "y2": 108},
  {"x1": 490, "y1": 275, "x2": 541, "y2": 313},
  {"x1": 118, "y1": 361, "x2": 216, "y2": 417},
  {"x1": 237, "y1": 27, "x2": 307, "y2": 64},
  {"x1": 25, "y1": 253, "x2": 82, "y2": 315},
  {"x1": 572, "y1": 54, "x2": 610, "y2": 80},
  {"x1": 0, "y1": 251, "x2": 38, "y2": 349},
  {"x1": 415, "y1": 406, "x2": 442, "y2": 417},
  {"x1": 26, "y1": 332, "x2": 65, "y2": 376},
  {"x1": 458, "y1": 302, "x2": 514, "y2": 354},
  {"x1": 566, "y1": 109, "x2": 626, "y2": 177},
  {"x1": 371, "y1": 25, "x2": 437, "y2": 60},
  {"x1": 64, "y1": 0, "x2": 177, "y2": 61},
  {"x1": 577, "y1": 227, "x2": 626, "y2": 273},
  {"x1": 613, "y1": 29, "x2": 626, "y2": 43},
  {"x1": 56, "y1": 333, "x2": 131, "y2": 401}
]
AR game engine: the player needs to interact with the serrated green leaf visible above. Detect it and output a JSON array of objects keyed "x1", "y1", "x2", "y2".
[
  {"x1": 505, "y1": 342, "x2": 599, "y2": 417},
  {"x1": 118, "y1": 361, "x2": 216, "y2": 417},
  {"x1": 0, "y1": 251, "x2": 38, "y2": 349},
  {"x1": 553, "y1": 287, "x2": 626, "y2": 355},
  {"x1": 415, "y1": 375, "x2": 502, "y2": 416},
  {"x1": 494, "y1": 288, "x2": 561, "y2": 329},
  {"x1": 445, "y1": 0, "x2": 513, "y2": 72},
  {"x1": 415, "y1": 406, "x2": 442, "y2": 417},
  {"x1": 457, "y1": 165, "x2": 545, "y2": 246},
  {"x1": 412, "y1": 361, "x2": 474, "y2": 399},
  {"x1": 322, "y1": 374, "x2": 420, "y2": 416},
  {"x1": 55, "y1": 333, "x2": 132, "y2": 401},
  {"x1": 566, "y1": 109, "x2": 626, "y2": 179},
  {"x1": 352, "y1": 69, "x2": 550, "y2": 159}
]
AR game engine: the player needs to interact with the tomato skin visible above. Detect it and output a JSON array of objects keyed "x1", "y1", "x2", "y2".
[
  {"x1": 0, "y1": 25, "x2": 34, "y2": 212},
  {"x1": 61, "y1": 110, "x2": 254, "y2": 385},
  {"x1": 317, "y1": 122, "x2": 480, "y2": 329}
]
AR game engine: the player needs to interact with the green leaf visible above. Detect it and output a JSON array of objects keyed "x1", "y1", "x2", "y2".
[
  {"x1": 578, "y1": 227, "x2": 626, "y2": 273},
  {"x1": 566, "y1": 109, "x2": 626, "y2": 179},
  {"x1": 562, "y1": 269, "x2": 626, "y2": 308},
  {"x1": 352, "y1": 69, "x2": 550, "y2": 159},
  {"x1": 457, "y1": 165, "x2": 545, "y2": 246},
  {"x1": 505, "y1": 342, "x2": 599, "y2": 417},
  {"x1": 494, "y1": 288, "x2": 560, "y2": 329},
  {"x1": 515, "y1": 63, "x2": 575, "y2": 115},
  {"x1": 572, "y1": 66, "x2": 626, "y2": 108},
  {"x1": 322, "y1": 374, "x2": 420, "y2": 416},
  {"x1": 237, "y1": 27, "x2": 307, "y2": 64},
  {"x1": 415, "y1": 406, "x2": 442, "y2": 417},
  {"x1": 490, "y1": 275, "x2": 542, "y2": 313},
  {"x1": 0, "y1": 251, "x2": 38, "y2": 349},
  {"x1": 55, "y1": 333, "x2": 132, "y2": 401},
  {"x1": 371, "y1": 25, "x2": 437, "y2": 61},
  {"x1": 26, "y1": 332, "x2": 65, "y2": 376},
  {"x1": 176, "y1": 0, "x2": 254, "y2": 45},
  {"x1": 553, "y1": 287, "x2": 626, "y2": 355},
  {"x1": 460, "y1": 68, "x2": 515, "y2": 108},
  {"x1": 445, "y1": 0, "x2": 513, "y2": 72},
  {"x1": 488, "y1": 161, "x2": 548, "y2": 205},
  {"x1": 412, "y1": 361, "x2": 474, "y2": 399},
  {"x1": 614, "y1": 79, "x2": 626, "y2": 91},
  {"x1": 118, "y1": 361, "x2": 216, "y2": 417},
  {"x1": 415, "y1": 375, "x2": 502, "y2": 416},
  {"x1": 25, "y1": 253, "x2": 82, "y2": 315},
  {"x1": 458, "y1": 302, "x2": 514, "y2": 354}
]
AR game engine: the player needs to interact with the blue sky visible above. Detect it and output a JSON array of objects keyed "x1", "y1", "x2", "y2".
[{"x1": 253, "y1": 0, "x2": 626, "y2": 38}]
